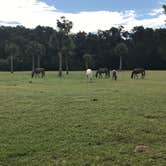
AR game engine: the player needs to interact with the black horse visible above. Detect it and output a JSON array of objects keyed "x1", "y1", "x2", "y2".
[
  {"x1": 96, "y1": 68, "x2": 110, "y2": 78},
  {"x1": 32, "y1": 68, "x2": 45, "y2": 78},
  {"x1": 131, "y1": 68, "x2": 145, "y2": 79}
]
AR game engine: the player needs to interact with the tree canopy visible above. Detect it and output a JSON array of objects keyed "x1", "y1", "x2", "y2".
[{"x1": 0, "y1": 23, "x2": 166, "y2": 71}]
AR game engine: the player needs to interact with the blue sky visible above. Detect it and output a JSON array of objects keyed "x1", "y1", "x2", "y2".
[
  {"x1": 44, "y1": 0, "x2": 159, "y2": 13},
  {"x1": 0, "y1": 0, "x2": 165, "y2": 32}
]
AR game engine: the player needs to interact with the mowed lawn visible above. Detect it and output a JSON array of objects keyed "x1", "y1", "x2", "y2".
[{"x1": 0, "y1": 71, "x2": 166, "y2": 166}]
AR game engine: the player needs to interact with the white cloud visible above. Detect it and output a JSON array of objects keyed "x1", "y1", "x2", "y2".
[
  {"x1": 149, "y1": 8, "x2": 163, "y2": 16},
  {"x1": 0, "y1": 0, "x2": 165, "y2": 33},
  {"x1": 157, "y1": 0, "x2": 166, "y2": 5}
]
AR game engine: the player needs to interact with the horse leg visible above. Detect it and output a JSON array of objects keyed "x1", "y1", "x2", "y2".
[
  {"x1": 31, "y1": 72, "x2": 34, "y2": 78},
  {"x1": 43, "y1": 71, "x2": 45, "y2": 78},
  {"x1": 99, "y1": 73, "x2": 102, "y2": 79},
  {"x1": 141, "y1": 73, "x2": 144, "y2": 79},
  {"x1": 135, "y1": 74, "x2": 138, "y2": 79},
  {"x1": 95, "y1": 72, "x2": 98, "y2": 78}
]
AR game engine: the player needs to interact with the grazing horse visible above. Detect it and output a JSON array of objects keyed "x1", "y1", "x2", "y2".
[
  {"x1": 95, "y1": 68, "x2": 110, "y2": 78},
  {"x1": 112, "y1": 69, "x2": 117, "y2": 80},
  {"x1": 32, "y1": 68, "x2": 45, "y2": 78},
  {"x1": 86, "y1": 69, "x2": 93, "y2": 82},
  {"x1": 131, "y1": 68, "x2": 145, "y2": 79}
]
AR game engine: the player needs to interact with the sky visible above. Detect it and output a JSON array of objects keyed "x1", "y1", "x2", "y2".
[{"x1": 0, "y1": 0, "x2": 165, "y2": 33}]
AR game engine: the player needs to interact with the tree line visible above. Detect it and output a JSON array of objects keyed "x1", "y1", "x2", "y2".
[{"x1": 0, "y1": 14, "x2": 166, "y2": 75}]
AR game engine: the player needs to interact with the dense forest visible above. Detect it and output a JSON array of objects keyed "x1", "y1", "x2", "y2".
[{"x1": 0, "y1": 21, "x2": 166, "y2": 72}]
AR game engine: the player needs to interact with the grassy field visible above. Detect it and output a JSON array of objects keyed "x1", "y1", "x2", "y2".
[{"x1": 0, "y1": 71, "x2": 166, "y2": 166}]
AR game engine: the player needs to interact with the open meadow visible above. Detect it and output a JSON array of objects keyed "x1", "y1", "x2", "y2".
[{"x1": 0, "y1": 71, "x2": 166, "y2": 166}]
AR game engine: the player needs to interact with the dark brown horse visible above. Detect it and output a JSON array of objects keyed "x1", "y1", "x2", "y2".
[
  {"x1": 32, "y1": 68, "x2": 45, "y2": 78},
  {"x1": 96, "y1": 68, "x2": 110, "y2": 78},
  {"x1": 131, "y1": 68, "x2": 145, "y2": 79}
]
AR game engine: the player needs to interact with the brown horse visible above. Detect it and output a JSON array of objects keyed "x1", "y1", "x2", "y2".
[
  {"x1": 32, "y1": 68, "x2": 45, "y2": 78},
  {"x1": 96, "y1": 68, "x2": 110, "y2": 78},
  {"x1": 131, "y1": 68, "x2": 145, "y2": 79}
]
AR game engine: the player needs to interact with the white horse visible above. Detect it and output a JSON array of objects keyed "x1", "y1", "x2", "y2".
[{"x1": 86, "y1": 69, "x2": 93, "y2": 81}]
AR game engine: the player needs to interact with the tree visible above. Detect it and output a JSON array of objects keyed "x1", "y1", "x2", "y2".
[
  {"x1": 57, "y1": 16, "x2": 73, "y2": 35},
  {"x1": 36, "y1": 43, "x2": 45, "y2": 68},
  {"x1": 114, "y1": 43, "x2": 128, "y2": 70},
  {"x1": 25, "y1": 41, "x2": 44, "y2": 72},
  {"x1": 163, "y1": 5, "x2": 166, "y2": 24},
  {"x1": 63, "y1": 36, "x2": 75, "y2": 74},
  {"x1": 49, "y1": 31, "x2": 65, "y2": 76},
  {"x1": 163, "y1": 5, "x2": 166, "y2": 14},
  {"x1": 5, "y1": 41, "x2": 19, "y2": 73},
  {"x1": 57, "y1": 16, "x2": 73, "y2": 76},
  {"x1": 83, "y1": 53, "x2": 93, "y2": 69}
]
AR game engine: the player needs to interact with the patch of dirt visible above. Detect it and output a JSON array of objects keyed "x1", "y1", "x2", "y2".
[{"x1": 134, "y1": 145, "x2": 152, "y2": 153}]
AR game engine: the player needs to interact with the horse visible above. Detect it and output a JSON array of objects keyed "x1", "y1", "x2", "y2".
[
  {"x1": 112, "y1": 69, "x2": 117, "y2": 80},
  {"x1": 32, "y1": 68, "x2": 45, "y2": 78},
  {"x1": 86, "y1": 69, "x2": 93, "y2": 82},
  {"x1": 95, "y1": 68, "x2": 110, "y2": 79},
  {"x1": 131, "y1": 68, "x2": 145, "y2": 79}
]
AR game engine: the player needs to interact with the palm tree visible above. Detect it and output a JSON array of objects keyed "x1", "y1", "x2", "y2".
[
  {"x1": 114, "y1": 43, "x2": 128, "y2": 70},
  {"x1": 5, "y1": 41, "x2": 19, "y2": 73}
]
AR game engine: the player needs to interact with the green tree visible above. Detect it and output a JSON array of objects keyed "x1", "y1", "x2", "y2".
[
  {"x1": 49, "y1": 17, "x2": 73, "y2": 77},
  {"x1": 163, "y1": 5, "x2": 166, "y2": 24},
  {"x1": 63, "y1": 36, "x2": 75, "y2": 74},
  {"x1": 114, "y1": 42, "x2": 128, "y2": 70},
  {"x1": 36, "y1": 43, "x2": 45, "y2": 68},
  {"x1": 57, "y1": 16, "x2": 73, "y2": 35},
  {"x1": 49, "y1": 31, "x2": 65, "y2": 76},
  {"x1": 25, "y1": 41, "x2": 44, "y2": 72},
  {"x1": 83, "y1": 53, "x2": 93, "y2": 69},
  {"x1": 163, "y1": 5, "x2": 166, "y2": 14},
  {"x1": 5, "y1": 41, "x2": 19, "y2": 73},
  {"x1": 57, "y1": 16, "x2": 73, "y2": 76}
]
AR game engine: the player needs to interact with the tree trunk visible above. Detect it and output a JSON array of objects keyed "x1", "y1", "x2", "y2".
[
  {"x1": 58, "y1": 52, "x2": 63, "y2": 77},
  {"x1": 32, "y1": 55, "x2": 35, "y2": 72},
  {"x1": 85, "y1": 62, "x2": 88, "y2": 69},
  {"x1": 37, "y1": 55, "x2": 40, "y2": 68},
  {"x1": 65, "y1": 56, "x2": 69, "y2": 75},
  {"x1": 119, "y1": 56, "x2": 122, "y2": 70},
  {"x1": 10, "y1": 55, "x2": 14, "y2": 73}
]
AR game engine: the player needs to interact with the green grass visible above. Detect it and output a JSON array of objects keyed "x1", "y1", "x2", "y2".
[{"x1": 0, "y1": 71, "x2": 166, "y2": 166}]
